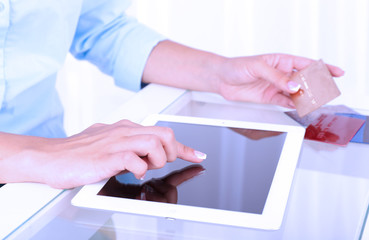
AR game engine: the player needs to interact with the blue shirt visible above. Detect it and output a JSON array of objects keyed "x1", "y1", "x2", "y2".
[{"x1": 0, "y1": 0, "x2": 165, "y2": 138}]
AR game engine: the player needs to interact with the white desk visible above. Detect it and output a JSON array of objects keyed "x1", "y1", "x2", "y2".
[{"x1": 1, "y1": 84, "x2": 369, "y2": 240}]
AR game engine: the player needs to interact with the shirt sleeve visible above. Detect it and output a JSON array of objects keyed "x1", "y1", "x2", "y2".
[{"x1": 70, "y1": 0, "x2": 166, "y2": 92}]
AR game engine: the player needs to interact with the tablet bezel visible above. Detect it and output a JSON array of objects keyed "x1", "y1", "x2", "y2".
[{"x1": 72, "y1": 114, "x2": 305, "y2": 230}]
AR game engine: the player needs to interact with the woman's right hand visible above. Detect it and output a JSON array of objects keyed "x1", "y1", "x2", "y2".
[{"x1": 0, "y1": 120, "x2": 206, "y2": 189}]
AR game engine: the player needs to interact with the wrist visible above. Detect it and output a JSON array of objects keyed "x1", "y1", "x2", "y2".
[
  {"x1": 210, "y1": 55, "x2": 231, "y2": 95},
  {"x1": 0, "y1": 134, "x2": 55, "y2": 184}
]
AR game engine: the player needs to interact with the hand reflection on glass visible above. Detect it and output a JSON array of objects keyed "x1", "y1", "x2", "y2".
[
  {"x1": 98, "y1": 164, "x2": 205, "y2": 204},
  {"x1": 229, "y1": 127, "x2": 283, "y2": 140}
]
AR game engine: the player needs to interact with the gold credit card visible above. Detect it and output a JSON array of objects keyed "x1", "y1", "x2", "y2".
[{"x1": 290, "y1": 60, "x2": 341, "y2": 117}]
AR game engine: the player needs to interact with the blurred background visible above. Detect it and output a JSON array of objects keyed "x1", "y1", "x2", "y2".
[{"x1": 57, "y1": 0, "x2": 369, "y2": 136}]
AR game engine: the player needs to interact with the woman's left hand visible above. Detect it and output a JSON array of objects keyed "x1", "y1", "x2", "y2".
[{"x1": 215, "y1": 54, "x2": 345, "y2": 108}]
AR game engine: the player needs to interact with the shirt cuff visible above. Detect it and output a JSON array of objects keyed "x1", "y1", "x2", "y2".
[{"x1": 113, "y1": 24, "x2": 167, "y2": 92}]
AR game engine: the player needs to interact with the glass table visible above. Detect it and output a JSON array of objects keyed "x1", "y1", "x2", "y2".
[{"x1": 2, "y1": 86, "x2": 369, "y2": 240}]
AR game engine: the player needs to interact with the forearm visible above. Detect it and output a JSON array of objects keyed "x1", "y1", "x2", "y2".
[
  {"x1": 142, "y1": 40, "x2": 226, "y2": 93},
  {"x1": 0, "y1": 132, "x2": 47, "y2": 184}
]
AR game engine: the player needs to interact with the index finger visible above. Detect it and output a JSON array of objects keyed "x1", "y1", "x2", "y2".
[
  {"x1": 176, "y1": 141, "x2": 207, "y2": 163},
  {"x1": 278, "y1": 54, "x2": 345, "y2": 77}
]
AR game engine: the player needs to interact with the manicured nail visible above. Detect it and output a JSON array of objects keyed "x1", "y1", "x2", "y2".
[
  {"x1": 196, "y1": 169, "x2": 206, "y2": 176},
  {"x1": 194, "y1": 150, "x2": 207, "y2": 160},
  {"x1": 140, "y1": 174, "x2": 146, "y2": 181},
  {"x1": 287, "y1": 81, "x2": 301, "y2": 93}
]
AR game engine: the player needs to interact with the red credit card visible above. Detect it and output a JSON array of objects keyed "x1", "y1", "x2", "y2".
[{"x1": 304, "y1": 114, "x2": 365, "y2": 146}]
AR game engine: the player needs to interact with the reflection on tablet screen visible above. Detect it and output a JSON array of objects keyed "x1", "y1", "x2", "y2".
[{"x1": 98, "y1": 121, "x2": 286, "y2": 215}]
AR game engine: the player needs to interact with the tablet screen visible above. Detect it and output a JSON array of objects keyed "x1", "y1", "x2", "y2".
[{"x1": 98, "y1": 121, "x2": 286, "y2": 215}]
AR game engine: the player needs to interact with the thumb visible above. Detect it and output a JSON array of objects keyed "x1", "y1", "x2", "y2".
[
  {"x1": 176, "y1": 142, "x2": 207, "y2": 163},
  {"x1": 256, "y1": 62, "x2": 301, "y2": 94}
]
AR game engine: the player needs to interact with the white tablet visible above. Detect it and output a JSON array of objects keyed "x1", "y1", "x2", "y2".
[{"x1": 72, "y1": 114, "x2": 305, "y2": 230}]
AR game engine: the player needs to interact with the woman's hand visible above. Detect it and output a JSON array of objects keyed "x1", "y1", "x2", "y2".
[
  {"x1": 0, "y1": 120, "x2": 206, "y2": 189},
  {"x1": 215, "y1": 54, "x2": 345, "y2": 108},
  {"x1": 143, "y1": 41, "x2": 345, "y2": 108}
]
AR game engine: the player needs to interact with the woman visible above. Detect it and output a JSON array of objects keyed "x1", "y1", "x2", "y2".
[{"x1": 0, "y1": 0, "x2": 344, "y2": 189}]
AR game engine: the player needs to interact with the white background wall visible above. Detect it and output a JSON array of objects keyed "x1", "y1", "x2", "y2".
[{"x1": 57, "y1": 0, "x2": 369, "y2": 135}]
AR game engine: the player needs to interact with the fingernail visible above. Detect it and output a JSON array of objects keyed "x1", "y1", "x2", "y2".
[
  {"x1": 194, "y1": 150, "x2": 207, "y2": 160},
  {"x1": 140, "y1": 174, "x2": 146, "y2": 181},
  {"x1": 287, "y1": 81, "x2": 301, "y2": 93},
  {"x1": 196, "y1": 169, "x2": 206, "y2": 176}
]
